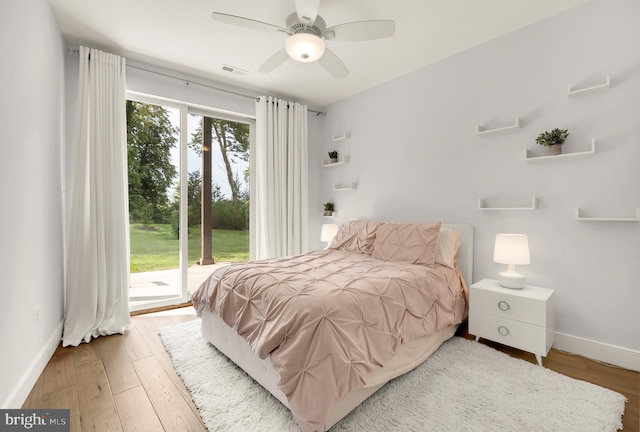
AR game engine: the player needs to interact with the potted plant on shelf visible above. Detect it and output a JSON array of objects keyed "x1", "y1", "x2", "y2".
[
  {"x1": 535, "y1": 128, "x2": 569, "y2": 155},
  {"x1": 323, "y1": 202, "x2": 334, "y2": 216},
  {"x1": 328, "y1": 150, "x2": 338, "y2": 163}
]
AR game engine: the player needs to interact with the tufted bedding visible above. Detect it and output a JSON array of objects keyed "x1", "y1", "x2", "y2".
[{"x1": 192, "y1": 242, "x2": 469, "y2": 431}]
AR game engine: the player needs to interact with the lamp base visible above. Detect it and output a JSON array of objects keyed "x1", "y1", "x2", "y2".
[{"x1": 498, "y1": 271, "x2": 525, "y2": 289}]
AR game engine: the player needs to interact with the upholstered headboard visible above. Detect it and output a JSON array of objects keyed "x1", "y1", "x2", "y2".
[{"x1": 442, "y1": 224, "x2": 474, "y2": 286}]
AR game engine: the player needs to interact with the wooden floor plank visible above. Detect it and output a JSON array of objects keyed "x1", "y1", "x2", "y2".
[
  {"x1": 75, "y1": 360, "x2": 123, "y2": 432},
  {"x1": 42, "y1": 347, "x2": 76, "y2": 395},
  {"x1": 72, "y1": 340, "x2": 100, "y2": 367},
  {"x1": 129, "y1": 315, "x2": 171, "y2": 357},
  {"x1": 93, "y1": 335, "x2": 141, "y2": 395},
  {"x1": 41, "y1": 386, "x2": 82, "y2": 432},
  {"x1": 541, "y1": 348, "x2": 588, "y2": 379},
  {"x1": 128, "y1": 314, "x2": 203, "y2": 418},
  {"x1": 586, "y1": 357, "x2": 640, "y2": 397},
  {"x1": 120, "y1": 326, "x2": 153, "y2": 362},
  {"x1": 133, "y1": 356, "x2": 206, "y2": 432},
  {"x1": 113, "y1": 386, "x2": 164, "y2": 432}
]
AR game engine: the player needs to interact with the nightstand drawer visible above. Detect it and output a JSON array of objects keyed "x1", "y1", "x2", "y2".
[
  {"x1": 469, "y1": 310, "x2": 552, "y2": 355},
  {"x1": 470, "y1": 285, "x2": 550, "y2": 327}
]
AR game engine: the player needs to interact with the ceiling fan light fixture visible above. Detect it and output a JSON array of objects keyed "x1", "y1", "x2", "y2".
[{"x1": 284, "y1": 33, "x2": 325, "y2": 63}]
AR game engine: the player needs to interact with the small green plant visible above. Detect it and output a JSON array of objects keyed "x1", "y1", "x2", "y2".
[
  {"x1": 323, "y1": 202, "x2": 334, "y2": 212},
  {"x1": 328, "y1": 150, "x2": 338, "y2": 159},
  {"x1": 535, "y1": 128, "x2": 569, "y2": 146}
]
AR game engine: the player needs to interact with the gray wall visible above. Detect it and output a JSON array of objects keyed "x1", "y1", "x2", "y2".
[
  {"x1": 318, "y1": 0, "x2": 640, "y2": 352},
  {"x1": 0, "y1": 0, "x2": 65, "y2": 407}
]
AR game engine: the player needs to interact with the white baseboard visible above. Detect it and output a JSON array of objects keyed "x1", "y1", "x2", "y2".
[
  {"x1": 554, "y1": 332, "x2": 640, "y2": 372},
  {"x1": 1, "y1": 320, "x2": 63, "y2": 409}
]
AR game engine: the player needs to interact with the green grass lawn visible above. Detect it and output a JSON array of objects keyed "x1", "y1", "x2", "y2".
[{"x1": 130, "y1": 223, "x2": 249, "y2": 273}]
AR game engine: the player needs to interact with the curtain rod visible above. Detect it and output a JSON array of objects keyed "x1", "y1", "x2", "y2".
[
  {"x1": 127, "y1": 64, "x2": 325, "y2": 116},
  {"x1": 256, "y1": 97, "x2": 326, "y2": 115},
  {"x1": 66, "y1": 47, "x2": 324, "y2": 116}
]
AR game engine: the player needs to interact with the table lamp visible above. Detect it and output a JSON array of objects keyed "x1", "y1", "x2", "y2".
[
  {"x1": 493, "y1": 234, "x2": 530, "y2": 289},
  {"x1": 321, "y1": 224, "x2": 339, "y2": 248}
]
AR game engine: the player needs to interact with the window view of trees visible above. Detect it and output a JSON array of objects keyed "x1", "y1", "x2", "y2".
[
  {"x1": 187, "y1": 118, "x2": 250, "y2": 231},
  {"x1": 127, "y1": 101, "x2": 177, "y2": 226},
  {"x1": 126, "y1": 100, "x2": 250, "y2": 275}
]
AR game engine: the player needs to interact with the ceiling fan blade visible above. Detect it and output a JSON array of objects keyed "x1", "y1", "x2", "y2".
[
  {"x1": 317, "y1": 48, "x2": 349, "y2": 79},
  {"x1": 294, "y1": 0, "x2": 320, "y2": 26},
  {"x1": 258, "y1": 48, "x2": 290, "y2": 73},
  {"x1": 212, "y1": 12, "x2": 287, "y2": 33},
  {"x1": 325, "y1": 20, "x2": 395, "y2": 41}
]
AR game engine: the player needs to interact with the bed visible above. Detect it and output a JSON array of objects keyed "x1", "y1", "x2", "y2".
[{"x1": 192, "y1": 221, "x2": 473, "y2": 431}]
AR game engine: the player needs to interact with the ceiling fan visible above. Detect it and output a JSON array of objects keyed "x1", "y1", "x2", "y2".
[{"x1": 212, "y1": 0, "x2": 395, "y2": 79}]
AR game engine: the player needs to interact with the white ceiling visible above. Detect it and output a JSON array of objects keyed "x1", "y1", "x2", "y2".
[{"x1": 49, "y1": 0, "x2": 591, "y2": 107}]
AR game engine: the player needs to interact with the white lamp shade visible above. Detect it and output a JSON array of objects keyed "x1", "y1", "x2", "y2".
[
  {"x1": 285, "y1": 33, "x2": 326, "y2": 63},
  {"x1": 493, "y1": 234, "x2": 530, "y2": 265},
  {"x1": 321, "y1": 224, "x2": 339, "y2": 243}
]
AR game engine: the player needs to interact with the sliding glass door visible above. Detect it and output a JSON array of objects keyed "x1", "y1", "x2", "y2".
[{"x1": 126, "y1": 94, "x2": 252, "y2": 312}]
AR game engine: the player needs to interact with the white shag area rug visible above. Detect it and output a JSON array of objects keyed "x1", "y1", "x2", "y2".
[{"x1": 160, "y1": 319, "x2": 626, "y2": 432}]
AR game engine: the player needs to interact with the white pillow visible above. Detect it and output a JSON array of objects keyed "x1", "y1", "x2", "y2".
[{"x1": 435, "y1": 227, "x2": 461, "y2": 268}]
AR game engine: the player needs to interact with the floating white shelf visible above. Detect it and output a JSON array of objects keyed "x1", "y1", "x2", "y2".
[
  {"x1": 575, "y1": 208, "x2": 640, "y2": 222},
  {"x1": 568, "y1": 76, "x2": 610, "y2": 96},
  {"x1": 476, "y1": 117, "x2": 520, "y2": 135},
  {"x1": 334, "y1": 182, "x2": 357, "y2": 191},
  {"x1": 322, "y1": 212, "x2": 338, "y2": 218},
  {"x1": 321, "y1": 156, "x2": 349, "y2": 167},
  {"x1": 478, "y1": 197, "x2": 537, "y2": 211},
  {"x1": 332, "y1": 132, "x2": 350, "y2": 141},
  {"x1": 525, "y1": 139, "x2": 596, "y2": 160}
]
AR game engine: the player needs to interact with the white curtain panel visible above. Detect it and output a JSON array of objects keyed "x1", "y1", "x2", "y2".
[
  {"x1": 254, "y1": 97, "x2": 309, "y2": 259},
  {"x1": 62, "y1": 46, "x2": 130, "y2": 346}
]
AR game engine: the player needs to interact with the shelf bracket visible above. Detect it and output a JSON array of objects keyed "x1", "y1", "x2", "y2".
[
  {"x1": 575, "y1": 208, "x2": 640, "y2": 222},
  {"x1": 476, "y1": 117, "x2": 520, "y2": 135},
  {"x1": 334, "y1": 182, "x2": 357, "y2": 191},
  {"x1": 568, "y1": 76, "x2": 610, "y2": 96},
  {"x1": 321, "y1": 155, "x2": 348, "y2": 167},
  {"x1": 525, "y1": 139, "x2": 596, "y2": 160},
  {"x1": 478, "y1": 197, "x2": 537, "y2": 211},
  {"x1": 332, "y1": 132, "x2": 350, "y2": 141}
]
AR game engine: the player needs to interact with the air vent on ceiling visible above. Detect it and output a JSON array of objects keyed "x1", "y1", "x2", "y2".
[{"x1": 221, "y1": 64, "x2": 248, "y2": 76}]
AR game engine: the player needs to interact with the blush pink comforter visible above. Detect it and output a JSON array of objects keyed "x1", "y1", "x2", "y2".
[{"x1": 192, "y1": 248, "x2": 468, "y2": 431}]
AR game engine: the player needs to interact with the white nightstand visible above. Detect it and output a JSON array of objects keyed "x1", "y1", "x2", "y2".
[{"x1": 469, "y1": 278, "x2": 555, "y2": 366}]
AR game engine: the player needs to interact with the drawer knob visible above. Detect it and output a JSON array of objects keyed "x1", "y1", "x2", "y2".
[
  {"x1": 497, "y1": 325, "x2": 510, "y2": 336},
  {"x1": 497, "y1": 301, "x2": 510, "y2": 311}
]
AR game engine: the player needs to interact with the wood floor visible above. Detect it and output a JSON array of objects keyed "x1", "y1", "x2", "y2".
[{"x1": 23, "y1": 307, "x2": 639, "y2": 432}]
